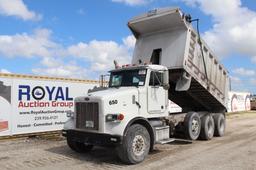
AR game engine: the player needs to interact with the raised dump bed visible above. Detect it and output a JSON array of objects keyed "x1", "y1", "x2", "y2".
[{"x1": 129, "y1": 7, "x2": 230, "y2": 113}]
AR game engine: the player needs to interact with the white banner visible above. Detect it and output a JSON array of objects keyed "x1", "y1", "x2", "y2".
[
  {"x1": 0, "y1": 75, "x2": 97, "y2": 136},
  {"x1": 169, "y1": 91, "x2": 251, "y2": 113},
  {"x1": 169, "y1": 100, "x2": 182, "y2": 113},
  {"x1": 0, "y1": 78, "x2": 12, "y2": 136},
  {"x1": 228, "y1": 91, "x2": 251, "y2": 112}
]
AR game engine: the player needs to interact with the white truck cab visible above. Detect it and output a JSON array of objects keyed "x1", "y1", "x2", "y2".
[
  {"x1": 64, "y1": 64, "x2": 169, "y2": 133},
  {"x1": 63, "y1": 64, "x2": 171, "y2": 164}
]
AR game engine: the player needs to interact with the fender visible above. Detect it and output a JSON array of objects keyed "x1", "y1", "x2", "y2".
[{"x1": 123, "y1": 117, "x2": 155, "y2": 151}]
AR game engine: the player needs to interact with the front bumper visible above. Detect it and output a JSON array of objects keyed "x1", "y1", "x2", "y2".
[{"x1": 62, "y1": 130, "x2": 122, "y2": 146}]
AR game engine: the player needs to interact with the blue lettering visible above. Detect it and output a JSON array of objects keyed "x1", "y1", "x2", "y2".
[
  {"x1": 46, "y1": 86, "x2": 55, "y2": 101},
  {"x1": 18, "y1": 85, "x2": 30, "y2": 100},
  {"x1": 66, "y1": 87, "x2": 73, "y2": 101},
  {"x1": 19, "y1": 85, "x2": 74, "y2": 101},
  {"x1": 55, "y1": 87, "x2": 64, "y2": 100}
]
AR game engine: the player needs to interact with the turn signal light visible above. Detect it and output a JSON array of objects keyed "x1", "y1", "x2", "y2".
[{"x1": 117, "y1": 114, "x2": 124, "y2": 121}]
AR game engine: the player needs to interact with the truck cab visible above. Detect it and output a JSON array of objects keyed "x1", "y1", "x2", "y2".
[
  {"x1": 64, "y1": 64, "x2": 169, "y2": 134},
  {"x1": 63, "y1": 64, "x2": 170, "y2": 163}
]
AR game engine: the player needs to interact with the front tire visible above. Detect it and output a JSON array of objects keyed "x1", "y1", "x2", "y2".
[
  {"x1": 184, "y1": 112, "x2": 201, "y2": 140},
  {"x1": 199, "y1": 114, "x2": 215, "y2": 140},
  {"x1": 116, "y1": 124, "x2": 150, "y2": 164},
  {"x1": 67, "y1": 137, "x2": 93, "y2": 153}
]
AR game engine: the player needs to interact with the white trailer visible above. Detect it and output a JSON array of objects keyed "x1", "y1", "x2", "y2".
[{"x1": 63, "y1": 7, "x2": 230, "y2": 164}]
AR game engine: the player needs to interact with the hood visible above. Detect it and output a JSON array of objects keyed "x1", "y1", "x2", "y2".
[
  {"x1": 88, "y1": 87, "x2": 138, "y2": 99},
  {"x1": 75, "y1": 87, "x2": 139, "y2": 102}
]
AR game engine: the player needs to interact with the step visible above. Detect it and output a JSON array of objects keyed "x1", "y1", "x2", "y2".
[
  {"x1": 156, "y1": 138, "x2": 175, "y2": 144},
  {"x1": 156, "y1": 138, "x2": 192, "y2": 144}
]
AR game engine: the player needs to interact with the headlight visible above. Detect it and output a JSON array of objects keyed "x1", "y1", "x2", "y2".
[
  {"x1": 66, "y1": 110, "x2": 74, "y2": 118},
  {"x1": 105, "y1": 113, "x2": 124, "y2": 122}
]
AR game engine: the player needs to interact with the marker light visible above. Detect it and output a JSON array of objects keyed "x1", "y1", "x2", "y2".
[{"x1": 106, "y1": 113, "x2": 125, "y2": 122}]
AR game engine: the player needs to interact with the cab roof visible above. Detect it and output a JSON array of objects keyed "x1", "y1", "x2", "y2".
[{"x1": 110, "y1": 64, "x2": 168, "y2": 72}]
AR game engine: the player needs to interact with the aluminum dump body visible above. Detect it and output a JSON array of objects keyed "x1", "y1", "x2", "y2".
[{"x1": 129, "y1": 7, "x2": 230, "y2": 112}]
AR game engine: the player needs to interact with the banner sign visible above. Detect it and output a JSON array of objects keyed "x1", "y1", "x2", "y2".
[
  {"x1": 0, "y1": 78, "x2": 12, "y2": 136},
  {"x1": 169, "y1": 100, "x2": 182, "y2": 113},
  {"x1": 228, "y1": 91, "x2": 251, "y2": 112},
  {"x1": 0, "y1": 75, "x2": 97, "y2": 136},
  {"x1": 169, "y1": 91, "x2": 251, "y2": 113}
]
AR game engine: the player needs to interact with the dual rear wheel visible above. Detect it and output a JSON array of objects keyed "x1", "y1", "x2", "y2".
[
  {"x1": 200, "y1": 114, "x2": 215, "y2": 140},
  {"x1": 184, "y1": 112, "x2": 226, "y2": 140},
  {"x1": 213, "y1": 113, "x2": 226, "y2": 137}
]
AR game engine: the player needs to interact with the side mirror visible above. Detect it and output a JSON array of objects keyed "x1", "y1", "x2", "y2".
[
  {"x1": 163, "y1": 70, "x2": 169, "y2": 90},
  {"x1": 163, "y1": 83, "x2": 170, "y2": 90}
]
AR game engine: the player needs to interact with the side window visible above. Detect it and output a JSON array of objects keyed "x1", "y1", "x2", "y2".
[
  {"x1": 149, "y1": 71, "x2": 163, "y2": 86},
  {"x1": 111, "y1": 75, "x2": 122, "y2": 86}
]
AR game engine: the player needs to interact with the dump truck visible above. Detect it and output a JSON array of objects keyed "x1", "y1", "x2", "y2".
[{"x1": 63, "y1": 7, "x2": 230, "y2": 164}]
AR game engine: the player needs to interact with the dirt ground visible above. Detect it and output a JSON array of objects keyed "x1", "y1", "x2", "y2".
[{"x1": 1, "y1": 112, "x2": 256, "y2": 170}]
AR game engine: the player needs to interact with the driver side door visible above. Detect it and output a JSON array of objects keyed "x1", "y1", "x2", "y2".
[{"x1": 147, "y1": 71, "x2": 166, "y2": 114}]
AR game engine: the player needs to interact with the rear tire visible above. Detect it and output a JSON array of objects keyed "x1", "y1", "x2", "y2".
[
  {"x1": 116, "y1": 124, "x2": 150, "y2": 164},
  {"x1": 213, "y1": 113, "x2": 226, "y2": 137},
  {"x1": 184, "y1": 112, "x2": 201, "y2": 140},
  {"x1": 199, "y1": 114, "x2": 215, "y2": 140},
  {"x1": 67, "y1": 137, "x2": 93, "y2": 153}
]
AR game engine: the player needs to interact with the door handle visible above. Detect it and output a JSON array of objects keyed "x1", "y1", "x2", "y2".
[{"x1": 136, "y1": 101, "x2": 141, "y2": 108}]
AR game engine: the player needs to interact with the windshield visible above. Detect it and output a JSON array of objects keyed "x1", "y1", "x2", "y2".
[{"x1": 109, "y1": 69, "x2": 147, "y2": 87}]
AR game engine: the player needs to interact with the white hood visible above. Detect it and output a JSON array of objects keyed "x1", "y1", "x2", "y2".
[
  {"x1": 88, "y1": 87, "x2": 138, "y2": 99},
  {"x1": 75, "y1": 87, "x2": 139, "y2": 101}
]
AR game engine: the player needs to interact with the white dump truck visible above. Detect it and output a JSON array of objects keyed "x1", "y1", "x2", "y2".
[{"x1": 63, "y1": 7, "x2": 230, "y2": 164}]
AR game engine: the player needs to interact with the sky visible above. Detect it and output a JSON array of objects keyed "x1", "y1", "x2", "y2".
[{"x1": 0, "y1": 0, "x2": 255, "y2": 94}]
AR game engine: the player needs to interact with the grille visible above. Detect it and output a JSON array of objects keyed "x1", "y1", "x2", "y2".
[{"x1": 76, "y1": 102, "x2": 99, "y2": 130}]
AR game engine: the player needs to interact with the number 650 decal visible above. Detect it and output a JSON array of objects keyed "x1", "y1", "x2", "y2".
[{"x1": 109, "y1": 100, "x2": 118, "y2": 105}]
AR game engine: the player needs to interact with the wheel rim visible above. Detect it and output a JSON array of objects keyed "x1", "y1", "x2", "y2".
[
  {"x1": 132, "y1": 135, "x2": 146, "y2": 156},
  {"x1": 191, "y1": 118, "x2": 200, "y2": 135}
]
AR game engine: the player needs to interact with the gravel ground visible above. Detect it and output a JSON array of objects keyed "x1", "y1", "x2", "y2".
[{"x1": 0, "y1": 112, "x2": 256, "y2": 170}]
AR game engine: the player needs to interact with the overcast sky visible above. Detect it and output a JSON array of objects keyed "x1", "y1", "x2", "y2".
[{"x1": 0, "y1": 0, "x2": 255, "y2": 93}]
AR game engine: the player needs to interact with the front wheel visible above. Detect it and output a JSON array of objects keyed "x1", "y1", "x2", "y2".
[
  {"x1": 116, "y1": 124, "x2": 150, "y2": 164},
  {"x1": 67, "y1": 137, "x2": 93, "y2": 153}
]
